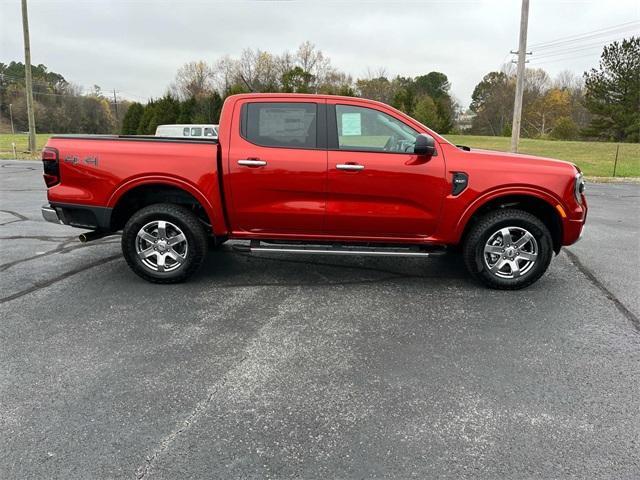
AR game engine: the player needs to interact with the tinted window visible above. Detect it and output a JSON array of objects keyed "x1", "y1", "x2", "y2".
[
  {"x1": 335, "y1": 105, "x2": 418, "y2": 153},
  {"x1": 204, "y1": 127, "x2": 215, "y2": 137},
  {"x1": 183, "y1": 127, "x2": 190, "y2": 136},
  {"x1": 191, "y1": 127, "x2": 202, "y2": 136},
  {"x1": 244, "y1": 102, "x2": 317, "y2": 148}
]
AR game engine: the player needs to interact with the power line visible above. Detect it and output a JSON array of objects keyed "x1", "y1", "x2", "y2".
[
  {"x1": 529, "y1": 21, "x2": 639, "y2": 49},
  {"x1": 532, "y1": 32, "x2": 638, "y2": 56},
  {"x1": 532, "y1": 39, "x2": 628, "y2": 60},
  {"x1": 529, "y1": 51, "x2": 603, "y2": 66}
]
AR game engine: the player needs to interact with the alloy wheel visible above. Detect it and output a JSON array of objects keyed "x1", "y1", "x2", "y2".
[
  {"x1": 483, "y1": 226, "x2": 538, "y2": 279},
  {"x1": 135, "y1": 220, "x2": 188, "y2": 273}
]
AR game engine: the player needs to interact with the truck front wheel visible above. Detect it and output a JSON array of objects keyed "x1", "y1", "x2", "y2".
[
  {"x1": 121, "y1": 203, "x2": 208, "y2": 283},
  {"x1": 463, "y1": 208, "x2": 553, "y2": 290}
]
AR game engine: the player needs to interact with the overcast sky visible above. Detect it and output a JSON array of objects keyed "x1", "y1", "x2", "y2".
[{"x1": 1, "y1": 0, "x2": 639, "y2": 107}]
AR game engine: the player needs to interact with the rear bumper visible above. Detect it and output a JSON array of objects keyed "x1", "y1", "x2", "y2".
[
  {"x1": 41, "y1": 205, "x2": 62, "y2": 224},
  {"x1": 42, "y1": 203, "x2": 113, "y2": 231}
]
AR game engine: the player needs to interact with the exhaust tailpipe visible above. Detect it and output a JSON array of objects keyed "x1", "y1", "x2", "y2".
[{"x1": 79, "y1": 231, "x2": 110, "y2": 243}]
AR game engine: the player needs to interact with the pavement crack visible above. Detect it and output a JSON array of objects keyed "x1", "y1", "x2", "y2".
[
  {"x1": 565, "y1": 249, "x2": 640, "y2": 332},
  {"x1": 0, "y1": 236, "x2": 119, "y2": 272},
  {"x1": 0, "y1": 163, "x2": 37, "y2": 171},
  {"x1": 133, "y1": 373, "x2": 237, "y2": 480},
  {"x1": 134, "y1": 290, "x2": 288, "y2": 479},
  {"x1": 0, "y1": 254, "x2": 121, "y2": 304},
  {"x1": 0, "y1": 209, "x2": 29, "y2": 223},
  {"x1": 0, "y1": 235, "x2": 76, "y2": 242}
]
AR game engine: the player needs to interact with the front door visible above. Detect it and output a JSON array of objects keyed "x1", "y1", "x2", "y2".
[
  {"x1": 226, "y1": 100, "x2": 327, "y2": 235},
  {"x1": 326, "y1": 101, "x2": 446, "y2": 239}
]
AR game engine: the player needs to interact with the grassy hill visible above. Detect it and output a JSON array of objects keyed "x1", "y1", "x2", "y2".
[{"x1": 445, "y1": 135, "x2": 639, "y2": 177}]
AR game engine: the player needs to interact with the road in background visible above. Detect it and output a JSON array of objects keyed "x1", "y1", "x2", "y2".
[{"x1": 1, "y1": 160, "x2": 639, "y2": 479}]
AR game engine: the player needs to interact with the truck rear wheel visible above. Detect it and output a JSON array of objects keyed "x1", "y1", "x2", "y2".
[
  {"x1": 121, "y1": 203, "x2": 208, "y2": 283},
  {"x1": 463, "y1": 208, "x2": 553, "y2": 290}
]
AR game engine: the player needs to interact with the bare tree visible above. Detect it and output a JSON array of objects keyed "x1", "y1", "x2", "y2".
[{"x1": 172, "y1": 61, "x2": 215, "y2": 99}]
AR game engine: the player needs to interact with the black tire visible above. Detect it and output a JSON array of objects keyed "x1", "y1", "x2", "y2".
[
  {"x1": 463, "y1": 208, "x2": 553, "y2": 290},
  {"x1": 121, "y1": 203, "x2": 208, "y2": 283}
]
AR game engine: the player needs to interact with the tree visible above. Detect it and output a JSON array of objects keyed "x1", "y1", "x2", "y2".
[
  {"x1": 356, "y1": 69, "x2": 396, "y2": 104},
  {"x1": 413, "y1": 95, "x2": 439, "y2": 129},
  {"x1": 137, "y1": 99, "x2": 157, "y2": 134},
  {"x1": 121, "y1": 102, "x2": 144, "y2": 134},
  {"x1": 470, "y1": 71, "x2": 514, "y2": 135},
  {"x1": 550, "y1": 117, "x2": 579, "y2": 140},
  {"x1": 80, "y1": 95, "x2": 114, "y2": 134},
  {"x1": 281, "y1": 66, "x2": 313, "y2": 93},
  {"x1": 583, "y1": 37, "x2": 640, "y2": 142},
  {"x1": 525, "y1": 88, "x2": 570, "y2": 137},
  {"x1": 172, "y1": 61, "x2": 215, "y2": 99},
  {"x1": 150, "y1": 94, "x2": 180, "y2": 127},
  {"x1": 414, "y1": 72, "x2": 450, "y2": 100}
]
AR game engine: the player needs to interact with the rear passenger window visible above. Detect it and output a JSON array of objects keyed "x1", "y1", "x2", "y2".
[
  {"x1": 191, "y1": 127, "x2": 202, "y2": 136},
  {"x1": 183, "y1": 128, "x2": 190, "y2": 136},
  {"x1": 243, "y1": 102, "x2": 317, "y2": 149}
]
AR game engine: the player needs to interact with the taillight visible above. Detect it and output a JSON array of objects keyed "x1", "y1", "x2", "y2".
[{"x1": 42, "y1": 147, "x2": 60, "y2": 187}]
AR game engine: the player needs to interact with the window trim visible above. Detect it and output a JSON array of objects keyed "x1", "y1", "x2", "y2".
[
  {"x1": 327, "y1": 104, "x2": 435, "y2": 156},
  {"x1": 239, "y1": 101, "x2": 326, "y2": 151}
]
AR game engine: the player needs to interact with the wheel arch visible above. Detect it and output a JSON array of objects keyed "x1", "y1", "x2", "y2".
[
  {"x1": 458, "y1": 191, "x2": 563, "y2": 254},
  {"x1": 109, "y1": 179, "x2": 215, "y2": 233}
]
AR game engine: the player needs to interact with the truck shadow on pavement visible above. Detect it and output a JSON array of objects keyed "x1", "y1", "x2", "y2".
[{"x1": 192, "y1": 245, "x2": 471, "y2": 289}]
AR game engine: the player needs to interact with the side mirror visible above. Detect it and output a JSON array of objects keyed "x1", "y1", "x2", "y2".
[{"x1": 414, "y1": 133, "x2": 436, "y2": 156}]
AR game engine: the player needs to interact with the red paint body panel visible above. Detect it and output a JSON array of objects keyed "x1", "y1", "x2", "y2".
[
  {"x1": 325, "y1": 97, "x2": 446, "y2": 238},
  {"x1": 224, "y1": 97, "x2": 327, "y2": 235},
  {"x1": 46, "y1": 138, "x2": 228, "y2": 235},
  {"x1": 45, "y1": 93, "x2": 587, "y2": 248}
]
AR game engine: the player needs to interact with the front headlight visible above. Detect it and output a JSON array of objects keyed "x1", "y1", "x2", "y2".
[{"x1": 574, "y1": 172, "x2": 585, "y2": 205}]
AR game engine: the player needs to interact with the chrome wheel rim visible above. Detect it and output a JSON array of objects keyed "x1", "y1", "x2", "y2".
[
  {"x1": 135, "y1": 220, "x2": 188, "y2": 273},
  {"x1": 483, "y1": 226, "x2": 538, "y2": 279}
]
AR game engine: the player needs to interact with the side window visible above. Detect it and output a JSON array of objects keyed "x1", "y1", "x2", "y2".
[
  {"x1": 191, "y1": 127, "x2": 202, "y2": 137},
  {"x1": 335, "y1": 105, "x2": 419, "y2": 153},
  {"x1": 183, "y1": 127, "x2": 190, "y2": 136},
  {"x1": 204, "y1": 127, "x2": 215, "y2": 137},
  {"x1": 243, "y1": 102, "x2": 317, "y2": 149}
]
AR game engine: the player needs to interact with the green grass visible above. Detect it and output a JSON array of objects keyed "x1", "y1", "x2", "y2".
[
  {"x1": 445, "y1": 135, "x2": 640, "y2": 177},
  {"x1": 2, "y1": 132, "x2": 638, "y2": 177},
  {"x1": 0, "y1": 133, "x2": 52, "y2": 159}
]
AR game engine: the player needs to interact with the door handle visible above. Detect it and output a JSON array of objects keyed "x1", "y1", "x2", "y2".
[
  {"x1": 336, "y1": 163, "x2": 364, "y2": 171},
  {"x1": 238, "y1": 159, "x2": 267, "y2": 167}
]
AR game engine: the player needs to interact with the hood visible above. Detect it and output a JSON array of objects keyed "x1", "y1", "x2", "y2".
[{"x1": 450, "y1": 145, "x2": 578, "y2": 175}]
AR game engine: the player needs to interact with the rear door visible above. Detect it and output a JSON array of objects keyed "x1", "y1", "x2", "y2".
[
  {"x1": 226, "y1": 99, "x2": 327, "y2": 235},
  {"x1": 325, "y1": 100, "x2": 446, "y2": 239}
]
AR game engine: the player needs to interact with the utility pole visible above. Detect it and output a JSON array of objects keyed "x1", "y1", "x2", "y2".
[
  {"x1": 21, "y1": 0, "x2": 37, "y2": 153},
  {"x1": 510, "y1": 0, "x2": 530, "y2": 153},
  {"x1": 112, "y1": 89, "x2": 119, "y2": 118},
  {"x1": 9, "y1": 103, "x2": 15, "y2": 134}
]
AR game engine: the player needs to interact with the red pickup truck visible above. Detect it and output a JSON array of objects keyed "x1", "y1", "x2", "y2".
[{"x1": 41, "y1": 93, "x2": 587, "y2": 289}]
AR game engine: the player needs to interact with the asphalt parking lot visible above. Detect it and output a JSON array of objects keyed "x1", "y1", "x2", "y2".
[{"x1": 1, "y1": 159, "x2": 639, "y2": 479}]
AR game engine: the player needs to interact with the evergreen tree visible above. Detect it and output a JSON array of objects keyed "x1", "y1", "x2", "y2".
[
  {"x1": 583, "y1": 37, "x2": 640, "y2": 142},
  {"x1": 121, "y1": 102, "x2": 144, "y2": 134},
  {"x1": 136, "y1": 99, "x2": 157, "y2": 134}
]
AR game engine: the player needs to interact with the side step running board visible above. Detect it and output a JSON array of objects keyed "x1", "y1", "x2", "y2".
[{"x1": 233, "y1": 240, "x2": 446, "y2": 257}]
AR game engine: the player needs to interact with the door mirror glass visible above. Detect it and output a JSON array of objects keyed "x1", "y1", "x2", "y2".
[{"x1": 414, "y1": 133, "x2": 436, "y2": 156}]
